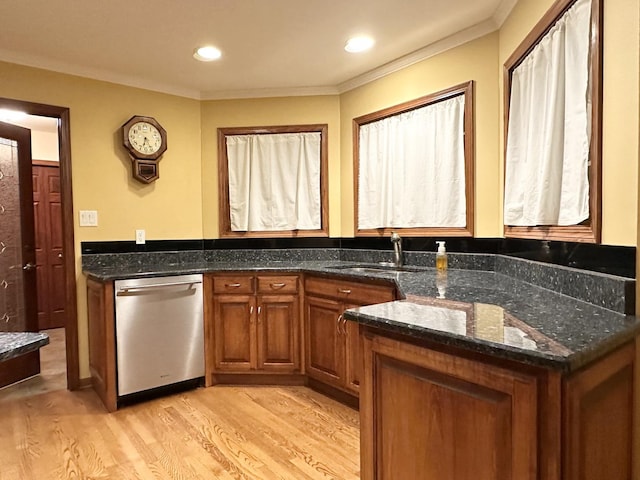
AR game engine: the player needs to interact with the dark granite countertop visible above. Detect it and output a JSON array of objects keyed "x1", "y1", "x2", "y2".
[
  {"x1": 83, "y1": 259, "x2": 640, "y2": 373},
  {"x1": 0, "y1": 332, "x2": 49, "y2": 362}
]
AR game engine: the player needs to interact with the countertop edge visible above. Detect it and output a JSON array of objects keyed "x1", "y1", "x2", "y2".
[{"x1": 0, "y1": 332, "x2": 50, "y2": 362}]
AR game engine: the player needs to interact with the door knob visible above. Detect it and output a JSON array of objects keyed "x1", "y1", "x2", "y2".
[{"x1": 22, "y1": 262, "x2": 36, "y2": 271}]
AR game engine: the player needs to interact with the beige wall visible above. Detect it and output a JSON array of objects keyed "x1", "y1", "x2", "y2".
[
  {"x1": 0, "y1": 61, "x2": 203, "y2": 377},
  {"x1": 499, "y1": 0, "x2": 640, "y2": 246},
  {"x1": 200, "y1": 96, "x2": 342, "y2": 237},
  {"x1": 339, "y1": 32, "x2": 500, "y2": 237}
]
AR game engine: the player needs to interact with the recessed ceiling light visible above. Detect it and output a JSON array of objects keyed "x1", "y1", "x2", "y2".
[
  {"x1": 0, "y1": 109, "x2": 27, "y2": 121},
  {"x1": 193, "y1": 46, "x2": 222, "y2": 62},
  {"x1": 345, "y1": 36, "x2": 374, "y2": 53}
]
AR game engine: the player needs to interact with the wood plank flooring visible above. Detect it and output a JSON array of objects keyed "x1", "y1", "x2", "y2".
[{"x1": 0, "y1": 384, "x2": 360, "y2": 480}]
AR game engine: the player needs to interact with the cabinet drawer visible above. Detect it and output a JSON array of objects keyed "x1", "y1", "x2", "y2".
[
  {"x1": 305, "y1": 276, "x2": 395, "y2": 305},
  {"x1": 257, "y1": 275, "x2": 298, "y2": 294},
  {"x1": 213, "y1": 275, "x2": 255, "y2": 294}
]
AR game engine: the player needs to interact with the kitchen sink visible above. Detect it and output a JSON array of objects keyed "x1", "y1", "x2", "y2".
[{"x1": 328, "y1": 263, "x2": 425, "y2": 274}]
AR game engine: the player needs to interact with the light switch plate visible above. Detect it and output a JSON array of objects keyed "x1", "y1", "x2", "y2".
[
  {"x1": 135, "y1": 229, "x2": 145, "y2": 244},
  {"x1": 79, "y1": 210, "x2": 98, "y2": 227}
]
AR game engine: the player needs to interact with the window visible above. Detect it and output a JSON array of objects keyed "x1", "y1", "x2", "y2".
[
  {"x1": 503, "y1": 0, "x2": 602, "y2": 242},
  {"x1": 354, "y1": 81, "x2": 474, "y2": 237},
  {"x1": 218, "y1": 124, "x2": 328, "y2": 238}
]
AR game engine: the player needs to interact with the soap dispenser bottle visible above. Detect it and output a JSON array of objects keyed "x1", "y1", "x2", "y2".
[{"x1": 436, "y1": 241, "x2": 448, "y2": 272}]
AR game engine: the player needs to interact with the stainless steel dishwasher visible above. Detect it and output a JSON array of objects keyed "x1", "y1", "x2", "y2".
[{"x1": 114, "y1": 274, "x2": 204, "y2": 397}]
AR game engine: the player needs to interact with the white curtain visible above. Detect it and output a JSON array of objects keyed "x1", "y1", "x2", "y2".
[
  {"x1": 226, "y1": 132, "x2": 321, "y2": 231},
  {"x1": 358, "y1": 94, "x2": 466, "y2": 229},
  {"x1": 504, "y1": 0, "x2": 591, "y2": 226}
]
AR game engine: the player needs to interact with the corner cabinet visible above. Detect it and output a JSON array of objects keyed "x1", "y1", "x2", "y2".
[
  {"x1": 209, "y1": 274, "x2": 301, "y2": 382},
  {"x1": 304, "y1": 276, "x2": 396, "y2": 396},
  {"x1": 359, "y1": 328, "x2": 635, "y2": 480}
]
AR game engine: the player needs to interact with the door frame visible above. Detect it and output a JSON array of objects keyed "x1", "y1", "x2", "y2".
[{"x1": 0, "y1": 97, "x2": 79, "y2": 390}]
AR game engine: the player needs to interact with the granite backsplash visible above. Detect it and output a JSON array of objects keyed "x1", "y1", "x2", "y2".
[{"x1": 82, "y1": 247, "x2": 635, "y2": 314}]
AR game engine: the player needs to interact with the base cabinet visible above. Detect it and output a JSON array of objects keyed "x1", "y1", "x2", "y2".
[
  {"x1": 304, "y1": 276, "x2": 396, "y2": 396},
  {"x1": 360, "y1": 328, "x2": 635, "y2": 480},
  {"x1": 211, "y1": 274, "x2": 300, "y2": 378},
  {"x1": 86, "y1": 278, "x2": 117, "y2": 412}
]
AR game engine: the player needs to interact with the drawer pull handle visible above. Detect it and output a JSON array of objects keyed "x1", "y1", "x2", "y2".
[
  {"x1": 225, "y1": 283, "x2": 242, "y2": 288},
  {"x1": 336, "y1": 314, "x2": 343, "y2": 334},
  {"x1": 270, "y1": 282, "x2": 286, "y2": 289},
  {"x1": 337, "y1": 288, "x2": 352, "y2": 294}
]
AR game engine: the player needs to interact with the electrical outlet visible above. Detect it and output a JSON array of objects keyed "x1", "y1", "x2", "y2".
[
  {"x1": 79, "y1": 210, "x2": 98, "y2": 227},
  {"x1": 135, "y1": 229, "x2": 145, "y2": 245}
]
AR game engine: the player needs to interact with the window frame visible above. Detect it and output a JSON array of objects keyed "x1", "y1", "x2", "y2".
[
  {"x1": 353, "y1": 81, "x2": 475, "y2": 237},
  {"x1": 217, "y1": 124, "x2": 329, "y2": 238},
  {"x1": 503, "y1": 0, "x2": 603, "y2": 243}
]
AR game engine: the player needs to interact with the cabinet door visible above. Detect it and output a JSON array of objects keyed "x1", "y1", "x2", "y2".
[
  {"x1": 344, "y1": 305, "x2": 362, "y2": 394},
  {"x1": 305, "y1": 295, "x2": 344, "y2": 386},
  {"x1": 213, "y1": 295, "x2": 256, "y2": 372},
  {"x1": 563, "y1": 344, "x2": 634, "y2": 480},
  {"x1": 257, "y1": 294, "x2": 300, "y2": 372},
  {"x1": 361, "y1": 333, "x2": 538, "y2": 480}
]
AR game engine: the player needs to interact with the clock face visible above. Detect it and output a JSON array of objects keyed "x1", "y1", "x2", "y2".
[{"x1": 128, "y1": 121, "x2": 163, "y2": 155}]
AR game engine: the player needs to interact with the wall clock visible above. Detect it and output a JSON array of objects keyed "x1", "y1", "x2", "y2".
[{"x1": 121, "y1": 115, "x2": 167, "y2": 183}]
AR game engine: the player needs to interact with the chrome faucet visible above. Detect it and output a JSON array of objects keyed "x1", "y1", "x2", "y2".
[{"x1": 390, "y1": 232, "x2": 403, "y2": 267}]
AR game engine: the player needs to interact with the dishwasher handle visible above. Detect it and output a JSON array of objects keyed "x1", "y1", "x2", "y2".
[{"x1": 116, "y1": 280, "x2": 202, "y2": 295}]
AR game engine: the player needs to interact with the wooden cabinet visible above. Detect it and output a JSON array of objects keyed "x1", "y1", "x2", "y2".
[
  {"x1": 304, "y1": 276, "x2": 396, "y2": 396},
  {"x1": 359, "y1": 327, "x2": 635, "y2": 480},
  {"x1": 210, "y1": 274, "x2": 300, "y2": 378},
  {"x1": 86, "y1": 278, "x2": 117, "y2": 412}
]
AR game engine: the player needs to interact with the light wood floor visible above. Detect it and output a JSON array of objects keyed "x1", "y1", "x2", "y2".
[{"x1": 1, "y1": 382, "x2": 360, "y2": 479}]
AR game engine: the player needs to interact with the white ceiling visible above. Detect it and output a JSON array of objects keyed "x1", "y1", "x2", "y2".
[
  {"x1": 0, "y1": 113, "x2": 58, "y2": 133},
  {"x1": 0, "y1": 0, "x2": 516, "y2": 100}
]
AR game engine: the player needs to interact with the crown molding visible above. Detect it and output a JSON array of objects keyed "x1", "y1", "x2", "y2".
[
  {"x1": 336, "y1": 18, "x2": 499, "y2": 94},
  {"x1": 0, "y1": 49, "x2": 201, "y2": 100},
  {"x1": 492, "y1": 0, "x2": 519, "y2": 27},
  {"x1": 200, "y1": 85, "x2": 339, "y2": 101}
]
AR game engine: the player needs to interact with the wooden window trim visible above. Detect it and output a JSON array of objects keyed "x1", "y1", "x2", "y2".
[
  {"x1": 217, "y1": 124, "x2": 329, "y2": 238},
  {"x1": 353, "y1": 81, "x2": 475, "y2": 238},
  {"x1": 503, "y1": 0, "x2": 603, "y2": 243}
]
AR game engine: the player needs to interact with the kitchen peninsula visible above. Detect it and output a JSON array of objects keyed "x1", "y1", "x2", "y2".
[{"x1": 83, "y1": 248, "x2": 639, "y2": 480}]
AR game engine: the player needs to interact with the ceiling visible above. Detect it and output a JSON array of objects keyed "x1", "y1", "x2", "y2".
[{"x1": 0, "y1": 0, "x2": 516, "y2": 100}]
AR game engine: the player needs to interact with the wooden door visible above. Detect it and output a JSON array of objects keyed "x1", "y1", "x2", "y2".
[
  {"x1": 213, "y1": 295, "x2": 255, "y2": 371},
  {"x1": 304, "y1": 295, "x2": 344, "y2": 387},
  {"x1": 33, "y1": 162, "x2": 65, "y2": 330},
  {"x1": 256, "y1": 294, "x2": 299, "y2": 372},
  {"x1": 361, "y1": 333, "x2": 538, "y2": 480},
  {"x1": 0, "y1": 121, "x2": 39, "y2": 388}
]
